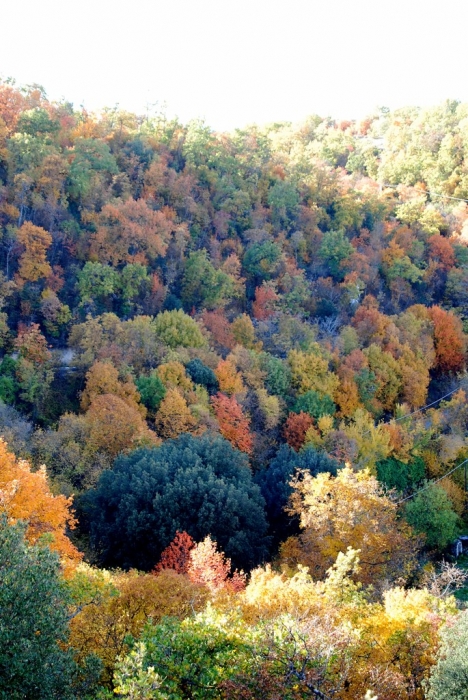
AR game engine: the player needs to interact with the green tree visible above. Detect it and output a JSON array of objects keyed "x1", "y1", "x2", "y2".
[
  {"x1": 181, "y1": 250, "x2": 235, "y2": 310},
  {"x1": 376, "y1": 456, "x2": 425, "y2": 492},
  {"x1": 84, "y1": 433, "x2": 269, "y2": 571},
  {"x1": 404, "y1": 484, "x2": 460, "y2": 551},
  {"x1": 118, "y1": 263, "x2": 149, "y2": 310},
  {"x1": 68, "y1": 138, "x2": 118, "y2": 201},
  {"x1": 136, "y1": 371, "x2": 166, "y2": 414},
  {"x1": 153, "y1": 309, "x2": 207, "y2": 348},
  {"x1": 0, "y1": 356, "x2": 19, "y2": 405},
  {"x1": 292, "y1": 390, "x2": 336, "y2": 420},
  {"x1": 77, "y1": 262, "x2": 118, "y2": 309},
  {"x1": 0, "y1": 517, "x2": 98, "y2": 699},
  {"x1": 260, "y1": 353, "x2": 291, "y2": 397},
  {"x1": 114, "y1": 612, "x2": 253, "y2": 699},
  {"x1": 186, "y1": 358, "x2": 219, "y2": 394},
  {"x1": 424, "y1": 612, "x2": 468, "y2": 700},
  {"x1": 318, "y1": 229, "x2": 354, "y2": 280},
  {"x1": 243, "y1": 241, "x2": 282, "y2": 284},
  {"x1": 267, "y1": 180, "x2": 299, "y2": 230}
]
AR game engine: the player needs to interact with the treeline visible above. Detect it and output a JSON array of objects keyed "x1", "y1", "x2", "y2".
[{"x1": 0, "y1": 80, "x2": 468, "y2": 698}]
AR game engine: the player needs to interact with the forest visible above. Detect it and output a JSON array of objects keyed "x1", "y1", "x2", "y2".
[{"x1": 0, "y1": 78, "x2": 468, "y2": 698}]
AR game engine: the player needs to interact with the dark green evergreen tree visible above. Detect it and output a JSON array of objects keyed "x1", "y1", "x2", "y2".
[{"x1": 84, "y1": 433, "x2": 269, "y2": 571}]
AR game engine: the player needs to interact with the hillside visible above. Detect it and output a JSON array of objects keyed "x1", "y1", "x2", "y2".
[{"x1": 0, "y1": 81, "x2": 467, "y2": 698}]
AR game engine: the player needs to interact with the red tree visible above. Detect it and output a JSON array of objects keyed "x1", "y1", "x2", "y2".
[
  {"x1": 283, "y1": 411, "x2": 314, "y2": 451},
  {"x1": 429, "y1": 306, "x2": 466, "y2": 373},
  {"x1": 201, "y1": 310, "x2": 235, "y2": 352},
  {"x1": 211, "y1": 393, "x2": 253, "y2": 454},
  {"x1": 252, "y1": 284, "x2": 278, "y2": 321},
  {"x1": 153, "y1": 530, "x2": 195, "y2": 575}
]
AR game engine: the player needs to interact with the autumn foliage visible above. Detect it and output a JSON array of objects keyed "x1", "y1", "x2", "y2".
[
  {"x1": 16, "y1": 222, "x2": 52, "y2": 284},
  {"x1": 154, "y1": 388, "x2": 198, "y2": 439},
  {"x1": 90, "y1": 198, "x2": 172, "y2": 265},
  {"x1": 1, "y1": 80, "x2": 468, "y2": 699},
  {"x1": 0, "y1": 439, "x2": 81, "y2": 569},
  {"x1": 283, "y1": 411, "x2": 314, "y2": 451},
  {"x1": 187, "y1": 535, "x2": 246, "y2": 593},
  {"x1": 211, "y1": 392, "x2": 253, "y2": 454},
  {"x1": 281, "y1": 466, "x2": 419, "y2": 585},
  {"x1": 428, "y1": 305, "x2": 466, "y2": 373},
  {"x1": 153, "y1": 530, "x2": 195, "y2": 575}
]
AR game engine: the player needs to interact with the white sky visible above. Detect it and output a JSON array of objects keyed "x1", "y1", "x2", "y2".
[{"x1": 1, "y1": 0, "x2": 468, "y2": 131}]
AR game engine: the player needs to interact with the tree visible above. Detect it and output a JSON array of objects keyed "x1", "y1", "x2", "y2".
[
  {"x1": 404, "y1": 484, "x2": 460, "y2": 551},
  {"x1": 424, "y1": 612, "x2": 468, "y2": 700},
  {"x1": 77, "y1": 261, "x2": 118, "y2": 309},
  {"x1": 0, "y1": 518, "x2": 82, "y2": 699},
  {"x1": 201, "y1": 309, "x2": 236, "y2": 352},
  {"x1": 181, "y1": 250, "x2": 235, "y2": 310},
  {"x1": 84, "y1": 433, "x2": 269, "y2": 571},
  {"x1": 112, "y1": 645, "x2": 165, "y2": 700},
  {"x1": 428, "y1": 306, "x2": 466, "y2": 373},
  {"x1": 231, "y1": 314, "x2": 261, "y2": 350},
  {"x1": 186, "y1": 358, "x2": 219, "y2": 395},
  {"x1": 243, "y1": 241, "x2": 282, "y2": 283},
  {"x1": 14, "y1": 322, "x2": 51, "y2": 365},
  {"x1": 255, "y1": 388, "x2": 281, "y2": 430},
  {"x1": 154, "y1": 530, "x2": 195, "y2": 574},
  {"x1": 281, "y1": 466, "x2": 419, "y2": 585},
  {"x1": 255, "y1": 443, "x2": 339, "y2": 545},
  {"x1": 40, "y1": 289, "x2": 71, "y2": 337},
  {"x1": 31, "y1": 411, "x2": 113, "y2": 492},
  {"x1": 69, "y1": 567, "x2": 207, "y2": 688},
  {"x1": 15, "y1": 221, "x2": 52, "y2": 283},
  {"x1": 12, "y1": 324, "x2": 54, "y2": 419},
  {"x1": 81, "y1": 360, "x2": 144, "y2": 415},
  {"x1": 136, "y1": 371, "x2": 166, "y2": 414},
  {"x1": 292, "y1": 390, "x2": 336, "y2": 420},
  {"x1": 0, "y1": 438, "x2": 82, "y2": 569},
  {"x1": 156, "y1": 361, "x2": 193, "y2": 392},
  {"x1": 283, "y1": 411, "x2": 314, "y2": 451},
  {"x1": 252, "y1": 283, "x2": 278, "y2": 320},
  {"x1": 114, "y1": 612, "x2": 252, "y2": 700},
  {"x1": 261, "y1": 354, "x2": 291, "y2": 397},
  {"x1": 318, "y1": 228, "x2": 354, "y2": 280},
  {"x1": 154, "y1": 388, "x2": 197, "y2": 439},
  {"x1": 215, "y1": 359, "x2": 244, "y2": 395},
  {"x1": 85, "y1": 394, "x2": 156, "y2": 458},
  {"x1": 153, "y1": 309, "x2": 207, "y2": 348},
  {"x1": 211, "y1": 392, "x2": 253, "y2": 454},
  {"x1": 90, "y1": 198, "x2": 172, "y2": 265},
  {"x1": 376, "y1": 456, "x2": 425, "y2": 492},
  {"x1": 288, "y1": 349, "x2": 339, "y2": 398},
  {"x1": 187, "y1": 535, "x2": 246, "y2": 593},
  {"x1": 119, "y1": 263, "x2": 149, "y2": 307}
]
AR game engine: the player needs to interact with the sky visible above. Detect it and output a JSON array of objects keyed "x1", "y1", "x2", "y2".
[{"x1": 1, "y1": 0, "x2": 468, "y2": 131}]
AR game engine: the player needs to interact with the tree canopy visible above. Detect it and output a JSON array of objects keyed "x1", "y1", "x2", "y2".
[{"x1": 84, "y1": 433, "x2": 269, "y2": 570}]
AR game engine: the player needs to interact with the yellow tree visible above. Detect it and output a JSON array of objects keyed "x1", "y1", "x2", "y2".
[
  {"x1": 15, "y1": 221, "x2": 52, "y2": 284},
  {"x1": 215, "y1": 359, "x2": 244, "y2": 396},
  {"x1": 69, "y1": 567, "x2": 207, "y2": 686},
  {"x1": 157, "y1": 361, "x2": 194, "y2": 393},
  {"x1": 280, "y1": 466, "x2": 419, "y2": 585},
  {"x1": 80, "y1": 360, "x2": 145, "y2": 416},
  {"x1": 231, "y1": 314, "x2": 262, "y2": 350},
  {"x1": 154, "y1": 388, "x2": 198, "y2": 439},
  {"x1": 85, "y1": 394, "x2": 157, "y2": 458},
  {"x1": 0, "y1": 439, "x2": 82, "y2": 570},
  {"x1": 288, "y1": 348, "x2": 339, "y2": 398}
]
